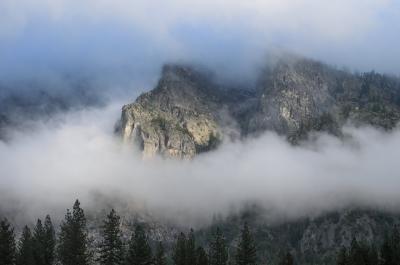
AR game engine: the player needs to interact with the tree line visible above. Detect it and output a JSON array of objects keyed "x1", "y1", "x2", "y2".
[
  {"x1": 0, "y1": 199, "x2": 272, "y2": 265},
  {"x1": 0, "y1": 199, "x2": 398, "y2": 265},
  {"x1": 336, "y1": 227, "x2": 400, "y2": 265}
]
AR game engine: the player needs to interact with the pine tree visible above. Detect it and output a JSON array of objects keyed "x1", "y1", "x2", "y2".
[
  {"x1": 349, "y1": 237, "x2": 376, "y2": 265},
  {"x1": 348, "y1": 237, "x2": 363, "y2": 265},
  {"x1": 0, "y1": 218, "x2": 16, "y2": 265},
  {"x1": 154, "y1": 242, "x2": 167, "y2": 265},
  {"x1": 278, "y1": 252, "x2": 293, "y2": 265},
  {"x1": 209, "y1": 228, "x2": 228, "y2": 265},
  {"x1": 30, "y1": 216, "x2": 56, "y2": 265},
  {"x1": 43, "y1": 215, "x2": 56, "y2": 265},
  {"x1": 336, "y1": 247, "x2": 348, "y2": 265},
  {"x1": 186, "y1": 229, "x2": 197, "y2": 265},
  {"x1": 235, "y1": 223, "x2": 257, "y2": 265},
  {"x1": 380, "y1": 226, "x2": 400, "y2": 265},
  {"x1": 381, "y1": 233, "x2": 393, "y2": 265},
  {"x1": 173, "y1": 232, "x2": 187, "y2": 265},
  {"x1": 57, "y1": 199, "x2": 91, "y2": 265},
  {"x1": 16, "y1": 226, "x2": 35, "y2": 265},
  {"x1": 33, "y1": 219, "x2": 46, "y2": 265},
  {"x1": 391, "y1": 226, "x2": 400, "y2": 265},
  {"x1": 126, "y1": 224, "x2": 152, "y2": 265},
  {"x1": 98, "y1": 209, "x2": 124, "y2": 265},
  {"x1": 196, "y1": 246, "x2": 208, "y2": 265},
  {"x1": 366, "y1": 245, "x2": 378, "y2": 265}
]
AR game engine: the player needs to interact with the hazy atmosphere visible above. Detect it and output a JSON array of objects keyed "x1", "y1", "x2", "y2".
[
  {"x1": 1, "y1": 0, "x2": 399, "y2": 87},
  {"x1": 1, "y1": 0, "x2": 400, "y2": 226},
  {"x1": 2, "y1": 2, "x2": 400, "y2": 265},
  {"x1": 1, "y1": 101, "x2": 400, "y2": 226}
]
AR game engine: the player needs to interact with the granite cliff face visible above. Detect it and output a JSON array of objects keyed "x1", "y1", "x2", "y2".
[
  {"x1": 248, "y1": 58, "x2": 400, "y2": 141},
  {"x1": 120, "y1": 56, "x2": 400, "y2": 158},
  {"x1": 120, "y1": 64, "x2": 253, "y2": 158}
]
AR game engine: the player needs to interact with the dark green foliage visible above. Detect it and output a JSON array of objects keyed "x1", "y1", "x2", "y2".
[
  {"x1": 151, "y1": 116, "x2": 168, "y2": 131},
  {"x1": 196, "y1": 133, "x2": 221, "y2": 153},
  {"x1": 278, "y1": 252, "x2": 293, "y2": 265},
  {"x1": 336, "y1": 247, "x2": 348, "y2": 265},
  {"x1": 172, "y1": 230, "x2": 207, "y2": 265},
  {"x1": 33, "y1": 219, "x2": 46, "y2": 265},
  {"x1": 336, "y1": 238, "x2": 378, "y2": 265},
  {"x1": 173, "y1": 232, "x2": 187, "y2": 265},
  {"x1": 16, "y1": 226, "x2": 34, "y2": 265},
  {"x1": 154, "y1": 242, "x2": 167, "y2": 265},
  {"x1": 43, "y1": 215, "x2": 56, "y2": 265},
  {"x1": 174, "y1": 123, "x2": 191, "y2": 135},
  {"x1": 294, "y1": 112, "x2": 340, "y2": 142},
  {"x1": 235, "y1": 223, "x2": 257, "y2": 265},
  {"x1": 31, "y1": 216, "x2": 55, "y2": 265},
  {"x1": 207, "y1": 133, "x2": 221, "y2": 150},
  {"x1": 366, "y1": 245, "x2": 378, "y2": 265},
  {"x1": 209, "y1": 228, "x2": 228, "y2": 265},
  {"x1": 126, "y1": 224, "x2": 152, "y2": 265},
  {"x1": 380, "y1": 235, "x2": 392, "y2": 265},
  {"x1": 391, "y1": 227, "x2": 400, "y2": 264},
  {"x1": 186, "y1": 229, "x2": 197, "y2": 265},
  {"x1": 98, "y1": 209, "x2": 124, "y2": 265},
  {"x1": 348, "y1": 238, "x2": 365, "y2": 265},
  {"x1": 0, "y1": 218, "x2": 16, "y2": 265},
  {"x1": 380, "y1": 226, "x2": 400, "y2": 265},
  {"x1": 57, "y1": 199, "x2": 92, "y2": 265},
  {"x1": 196, "y1": 246, "x2": 208, "y2": 265},
  {"x1": 3, "y1": 203, "x2": 400, "y2": 265}
]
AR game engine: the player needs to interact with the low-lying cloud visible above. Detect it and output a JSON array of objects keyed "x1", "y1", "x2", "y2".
[{"x1": 1, "y1": 103, "x2": 400, "y2": 227}]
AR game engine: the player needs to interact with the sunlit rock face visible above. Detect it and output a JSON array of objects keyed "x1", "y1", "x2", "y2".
[
  {"x1": 120, "y1": 65, "x2": 227, "y2": 159},
  {"x1": 120, "y1": 56, "x2": 400, "y2": 158}
]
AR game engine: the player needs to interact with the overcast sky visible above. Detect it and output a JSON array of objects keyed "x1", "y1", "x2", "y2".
[
  {"x1": 0, "y1": 0, "x2": 399, "y2": 88},
  {"x1": 1, "y1": 0, "x2": 400, "y2": 226}
]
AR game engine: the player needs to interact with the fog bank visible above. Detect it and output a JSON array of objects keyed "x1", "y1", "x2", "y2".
[{"x1": 0, "y1": 103, "x2": 399, "y2": 226}]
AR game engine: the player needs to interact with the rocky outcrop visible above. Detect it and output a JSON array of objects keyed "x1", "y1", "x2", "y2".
[
  {"x1": 120, "y1": 65, "x2": 250, "y2": 158},
  {"x1": 247, "y1": 58, "x2": 341, "y2": 138},
  {"x1": 99, "y1": 206, "x2": 400, "y2": 265},
  {"x1": 247, "y1": 57, "x2": 400, "y2": 141},
  {"x1": 201, "y1": 208, "x2": 400, "y2": 265},
  {"x1": 120, "y1": 56, "x2": 400, "y2": 157}
]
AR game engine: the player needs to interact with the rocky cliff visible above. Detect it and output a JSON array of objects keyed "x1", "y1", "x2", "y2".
[
  {"x1": 85, "y1": 206, "x2": 400, "y2": 265},
  {"x1": 120, "y1": 64, "x2": 253, "y2": 158},
  {"x1": 120, "y1": 56, "x2": 400, "y2": 158},
  {"x1": 248, "y1": 57, "x2": 400, "y2": 141},
  {"x1": 197, "y1": 207, "x2": 400, "y2": 265}
]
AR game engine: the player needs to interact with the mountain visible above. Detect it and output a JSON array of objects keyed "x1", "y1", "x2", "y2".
[
  {"x1": 85, "y1": 206, "x2": 400, "y2": 265},
  {"x1": 0, "y1": 77, "x2": 104, "y2": 141},
  {"x1": 120, "y1": 56, "x2": 400, "y2": 158},
  {"x1": 248, "y1": 57, "x2": 400, "y2": 140},
  {"x1": 120, "y1": 64, "x2": 254, "y2": 158},
  {"x1": 195, "y1": 207, "x2": 400, "y2": 265},
  {"x1": 116, "y1": 57, "x2": 400, "y2": 265}
]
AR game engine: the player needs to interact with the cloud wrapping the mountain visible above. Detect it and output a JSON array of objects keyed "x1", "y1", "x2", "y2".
[
  {"x1": 0, "y1": 104, "x2": 399, "y2": 226},
  {"x1": 0, "y1": 0, "x2": 399, "y2": 89},
  {"x1": 0, "y1": 0, "x2": 400, "y2": 227}
]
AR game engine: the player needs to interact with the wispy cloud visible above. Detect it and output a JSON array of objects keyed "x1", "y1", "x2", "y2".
[
  {"x1": 0, "y1": 0, "x2": 399, "y2": 227},
  {"x1": 0, "y1": 0, "x2": 398, "y2": 87},
  {"x1": 1, "y1": 104, "x2": 399, "y2": 226}
]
